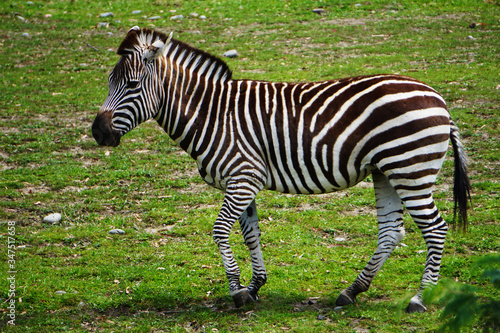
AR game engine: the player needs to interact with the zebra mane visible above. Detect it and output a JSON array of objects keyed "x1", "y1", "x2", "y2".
[{"x1": 117, "y1": 27, "x2": 233, "y2": 81}]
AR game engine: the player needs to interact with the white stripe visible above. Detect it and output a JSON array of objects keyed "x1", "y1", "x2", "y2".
[
  {"x1": 377, "y1": 141, "x2": 449, "y2": 169},
  {"x1": 309, "y1": 75, "x2": 389, "y2": 132}
]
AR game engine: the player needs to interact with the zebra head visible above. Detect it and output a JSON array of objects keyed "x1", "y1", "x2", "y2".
[{"x1": 92, "y1": 27, "x2": 172, "y2": 146}]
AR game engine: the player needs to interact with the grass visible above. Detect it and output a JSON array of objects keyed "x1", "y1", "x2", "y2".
[{"x1": 1, "y1": 0, "x2": 499, "y2": 331}]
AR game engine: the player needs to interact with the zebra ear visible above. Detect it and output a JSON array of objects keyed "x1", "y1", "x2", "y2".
[
  {"x1": 144, "y1": 39, "x2": 168, "y2": 61},
  {"x1": 166, "y1": 32, "x2": 173, "y2": 45},
  {"x1": 143, "y1": 32, "x2": 172, "y2": 61},
  {"x1": 129, "y1": 26, "x2": 140, "y2": 33},
  {"x1": 157, "y1": 32, "x2": 173, "y2": 57}
]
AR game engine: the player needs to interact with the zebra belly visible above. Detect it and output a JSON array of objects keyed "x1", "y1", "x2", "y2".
[{"x1": 263, "y1": 162, "x2": 375, "y2": 194}]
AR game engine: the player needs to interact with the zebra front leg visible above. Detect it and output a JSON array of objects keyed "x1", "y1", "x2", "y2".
[
  {"x1": 212, "y1": 180, "x2": 262, "y2": 308},
  {"x1": 238, "y1": 200, "x2": 267, "y2": 303},
  {"x1": 337, "y1": 170, "x2": 405, "y2": 307}
]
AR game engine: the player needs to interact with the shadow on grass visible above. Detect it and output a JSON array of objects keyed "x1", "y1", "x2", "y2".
[{"x1": 7, "y1": 292, "x2": 348, "y2": 330}]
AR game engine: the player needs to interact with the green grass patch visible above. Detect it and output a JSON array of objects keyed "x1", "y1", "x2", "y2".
[{"x1": 1, "y1": 0, "x2": 499, "y2": 331}]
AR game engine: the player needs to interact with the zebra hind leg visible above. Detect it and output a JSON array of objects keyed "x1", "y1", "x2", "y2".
[
  {"x1": 336, "y1": 170, "x2": 405, "y2": 307},
  {"x1": 401, "y1": 191, "x2": 448, "y2": 313},
  {"x1": 237, "y1": 200, "x2": 267, "y2": 306}
]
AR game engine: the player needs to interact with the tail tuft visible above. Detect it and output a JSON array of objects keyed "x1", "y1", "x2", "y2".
[{"x1": 450, "y1": 121, "x2": 472, "y2": 232}]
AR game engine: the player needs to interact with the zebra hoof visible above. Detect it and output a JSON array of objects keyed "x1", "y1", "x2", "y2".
[
  {"x1": 406, "y1": 300, "x2": 427, "y2": 313},
  {"x1": 231, "y1": 288, "x2": 258, "y2": 308},
  {"x1": 335, "y1": 290, "x2": 356, "y2": 306}
]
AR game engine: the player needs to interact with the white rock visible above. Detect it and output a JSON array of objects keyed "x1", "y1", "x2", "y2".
[
  {"x1": 55, "y1": 290, "x2": 66, "y2": 295},
  {"x1": 144, "y1": 228, "x2": 158, "y2": 234},
  {"x1": 100, "y1": 12, "x2": 114, "y2": 18},
  {"x1": 334, "y1": 306, "x2": 343, "y2": 311},
  {"x1": 43, "y1": 213, "x2": 61, "y2": 224},
  {"x1": 22, "y1": 33, "x2": 31, "y2": 38},
  {"x1": 43, "y1": 14, "x2": 52, "y2": 19},
  {"x1": 109, "y1": 228, "x2": 125, "y2": 235},
  {"x1": 149, "y1": 16, "x2": 162, "y2": 20},
  {"x1": 26, "y1": 1, "x2": 34, "y2": 5},
  {"x1": 131, "y1": 10, "x2": 141, "y2": 15},
  {"x1": 312, "y1": 9, "x2": 326, "y2": 15},
  {"x1": 223, "y1": 50, "x2": 238, "y2": 58},
  {"x1": 170, "y1": 15, "x2": 184, "y2": 20},
  {"x1": 334, "y1": 237, "x2": 346, "y2": 242},
  {"x1": 200, "y1": 15, "x2": 207, "y2": 20},
  {"x1": 16, "y1": 15, "x2": 26, "y2": 22}
]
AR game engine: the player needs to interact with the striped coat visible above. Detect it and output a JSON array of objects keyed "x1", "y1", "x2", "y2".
[{"x1": 92, "y1": 27, "x2": 471, "y2": 313}]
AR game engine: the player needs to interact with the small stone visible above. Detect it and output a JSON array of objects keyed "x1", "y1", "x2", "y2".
[
  {"x1": 308, "y1": 297, "x2": 319, "y2": 305},
  {"x1": 26, "y1": 1, "x2": 34, "y2": 5},
  {"x1": 200, "y1": 15, "x2": 207, "y2": 20},
  {"x1": 131, "y1": 10, "x2": 142, "y2": 15},
  {"x1": 190, "y1": 12, "x2": 199, "y2": 17},
  {"x1": 21, "y1": 33, "x2": 30, "y2": 38},
  {"x1": 55, "y1": 290, "x2": 66, "y2": 295},
  {"x1": 78, "y1": 301, "x2": 86, "y2": 307},
  {"x1": 334, "y1": 306, "x2": 343, "y2": 311},
  {"x1": 317, "y1": 314, "x2": 326, "y2": 320},
  {"x1": 97, "y1": 22, "x2": 109, "y2": 28},
  {"x1": 144, "y1": 228, "x2": 158, "y2": 234},
  {"x1": 399, "y1": 243, "x2": 408, "y2": 247},
  {"x1": 334, "y1": 237, "x2": 346, "y2": 242},
  {"x1": 109, "y1": 228, "x2": 125, "y2": 235},
  {"x1": 170, "y1": 15, "x2": 184, "y2": 20},
  {"x1": 312, "y1": 9, "x2": 326, "y2": 15},
  {"x1": 467, "y1": 36, "x2": 474, "y2": 39},
  {"x1": 149, "y1": 16, "x2": 162, "y2": 21},
  {"x1": 223, "y1": 50, "x2": 238, "y2": 58},
  {"x1": 43, "y1": 213, "x2": 61, "y2": 224},
  {"x1": 16, "y1": 15, "x2": 26, "y2": 22},
  {"x1": 43, "y1": 14, "x2": 52, "y2": 19},
  {"x1": 157, "y1": 267, "x2": 166, "y2": 270},
  {"x1": 100, "y1": 12, "x2": 114, "y2": 18}
]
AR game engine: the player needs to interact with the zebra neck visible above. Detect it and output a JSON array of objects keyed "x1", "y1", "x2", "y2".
[
  {"x1": 156, "y1": 73, "x2": 232, "y2": 159},
  {"x1": 154, "y1": 41, "x2": 233, "y2": 156}
]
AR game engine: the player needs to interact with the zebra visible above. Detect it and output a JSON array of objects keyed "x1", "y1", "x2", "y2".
[{"x1": 92, "y1": 27, "x2": 471, "y2": 313}]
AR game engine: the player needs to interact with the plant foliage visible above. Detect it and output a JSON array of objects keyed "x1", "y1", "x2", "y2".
[{"x1": 426, "y1": 255, "x2": 500, "y2": 332}]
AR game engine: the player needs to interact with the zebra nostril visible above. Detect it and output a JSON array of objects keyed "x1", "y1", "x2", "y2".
[{"x1": 92, "y1": 127, "x2": 104, "y2": 145}]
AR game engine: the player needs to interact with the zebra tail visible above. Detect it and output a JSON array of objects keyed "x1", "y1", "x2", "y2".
[{"x1": 450, "y1": 121, "x2": 472, "y2": 232}]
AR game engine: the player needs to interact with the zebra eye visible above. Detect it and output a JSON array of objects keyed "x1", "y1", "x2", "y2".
[{"x1": 126, "y1": 80, "x2": 140, "y2": 89}]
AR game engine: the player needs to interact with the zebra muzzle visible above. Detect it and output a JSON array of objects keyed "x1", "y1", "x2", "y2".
[{"x1": 92, "y1": 113, "x2": 121, "y2": 147}]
